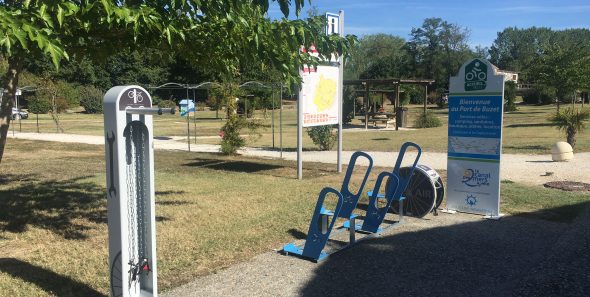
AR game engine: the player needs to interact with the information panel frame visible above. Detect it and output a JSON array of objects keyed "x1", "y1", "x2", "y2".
[{"x1": 446, "y1": 59, "x2": 504, "y2": 217}]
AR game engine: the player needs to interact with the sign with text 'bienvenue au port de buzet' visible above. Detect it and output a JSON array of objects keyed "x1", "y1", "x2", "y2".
[{"x1": 446, "y1": 59, "x2": 504, "y2": 217}]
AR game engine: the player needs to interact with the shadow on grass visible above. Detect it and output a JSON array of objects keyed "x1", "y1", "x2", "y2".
[
  {"x1": 0, "y1": 258, "x2": 105, "y2": 297},
  {"x1": 156, "y1": 190, "x2": 187, "y2": 196},
  {"x1": 503, "y1": 145, "x2": 547, "y2": 152},
  {"x1": 372, "y1": 138, "x2": 391, "y2": 141},
  {"x1": 299, "y1": 201, "x2": 590, "y2": 296},
  {"x1": 505, "y1": 123, "x2": 556, "y2": 128},
  {"x1": 184, "y1": 159, "x2": 282, "y2": 173},
  {"x1": 0, "y1": 173, "x2": 38, "y2": 183},
  {"x1": 155, "y1": 200, "x2": 194, "y2": 206},
  {"x1": 505, "y1": 111, "x2": 548, "y2": 115},
  {"x1": 0, "y1": 175, "x2": 106, "y2": 239},
  {"x1": 287, "y1": 228, "x2": 307, "y2": 240}
]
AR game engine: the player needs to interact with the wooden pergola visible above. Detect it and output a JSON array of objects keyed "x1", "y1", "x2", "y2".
[{"x1": 344, "y1": 78, "x2": 435, "y2": 130}]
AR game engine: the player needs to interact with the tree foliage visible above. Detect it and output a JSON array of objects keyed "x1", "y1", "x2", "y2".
[
  {"x1": 490, "y1": 27, "x2": 590, "y2": 102},
  {"x1": 504, "y1": 81, "x2": 517, "y2": 112},
  {"x1": 0, "y1": 0, "x2": 354, "y2": 163},
  {"x1": 405, "y1": 18, "x2": 471, "y2": 89}
]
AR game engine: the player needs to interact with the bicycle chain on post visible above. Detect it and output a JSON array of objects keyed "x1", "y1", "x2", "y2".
[{"x1": 126, "y1": 121, "x2": 151, "y2": 286}]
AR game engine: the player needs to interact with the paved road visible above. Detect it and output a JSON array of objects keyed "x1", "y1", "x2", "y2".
[{"x1": 10, "y1": 132, "x2": 590, "y2": 186}]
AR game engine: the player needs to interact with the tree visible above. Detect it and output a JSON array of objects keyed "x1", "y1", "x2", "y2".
[
  {"x1": 489, "y1": 27, "x2": 553, "y2": 79},
  {"x1": 548, "y1": 107, "x2": 590, "y2": 148},
  {"x1": 345, "y1": 34, "x2": 407, "y2": 79},
  {"x1": 405, "y1": 18, "x2": 471, "y2": 89},
  {"x1": 504, "y1": 81, "x2": 517, "y2": 112},
  {"x1": 530, "y1": 37, "x2": 590, "y2": 106},
  {"x1": 0, "y1": 1, "x2": 354, "y2": 163}
]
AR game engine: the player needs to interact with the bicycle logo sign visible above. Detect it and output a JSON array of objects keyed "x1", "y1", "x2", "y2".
[
  {"x1": 119, "y1": 87, "x2": 150, "y2": 110},
  {"x1": 464, "y1": 59, "x2": 487, "y2": 91},
  {"x1": 128, "y1": 89, "x2": 144, "y2": 104}
]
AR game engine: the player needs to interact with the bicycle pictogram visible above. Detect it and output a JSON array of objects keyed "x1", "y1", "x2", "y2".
[
  {"x1": 128, "y1": 90, "x2": 144, "y2": 104},
  {"x1": 465, "y1": 61, "x2": 487, "y2": 81}
]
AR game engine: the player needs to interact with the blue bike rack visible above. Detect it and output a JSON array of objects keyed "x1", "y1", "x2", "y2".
[
  {"x1": 337, "y1": 151, "x2": 373, "y2": 219},
  {"x1": 282, "y1": 143, "x2": 422, "y2": 262},
  {"x1": 282, "y1": 151, "x2": 373, "y2": 262},
  {"x1": 359, "y1": 171, "x2": 400, "y2": 233},
  {"x1": 363, "y1": 142, "x2": 422, "y2": 232},
  {"x1": 282, "y1": 187, "x2": 344, "y2": 262}
]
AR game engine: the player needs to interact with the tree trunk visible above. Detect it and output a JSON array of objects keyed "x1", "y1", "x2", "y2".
[
  {"x1": 0, "y1": 57, "x2": 22, "y2": 164},
  {"x1": 567, "y1": 128, "x2": 576, "y2": 149}
]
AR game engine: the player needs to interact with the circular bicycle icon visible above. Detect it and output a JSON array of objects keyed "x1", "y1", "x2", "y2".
[
  {"x1": 128, "y1": 90, "x2": 144, "y2": 103},
  {"x1": 466, "y1": 69, "x2": 486, "y2": 81}
]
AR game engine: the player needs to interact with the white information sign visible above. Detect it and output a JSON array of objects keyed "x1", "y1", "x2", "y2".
[
  {"x1": 301, "y1": 65, "x2": 340, "y2": 127},
  {"x1": 326, "y1": 13, "x2": 340, "y2": 35},
  {"x1": 446, "y1": 59, "x2": 504, "y2": 217}
]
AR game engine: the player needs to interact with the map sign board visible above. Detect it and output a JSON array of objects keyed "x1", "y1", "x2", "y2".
[
  {"x1": 447, "y1": 59, "x2": 504, "y2": 216},
  {"x1": 301, "y1": 65, "x2": 340, "y2": 127}
]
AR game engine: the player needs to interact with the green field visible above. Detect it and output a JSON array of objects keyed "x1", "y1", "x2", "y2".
[
  {"x1": 10, "y1": 103, "x2": 590, "y2": 154},
  {"x1": 1, "y1": 138, "x2": 589, "y2": 296}
]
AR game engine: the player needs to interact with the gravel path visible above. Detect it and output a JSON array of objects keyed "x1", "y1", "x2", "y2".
[{"x1": 9, "y1": 132, "x2": 590, "y2": 186}]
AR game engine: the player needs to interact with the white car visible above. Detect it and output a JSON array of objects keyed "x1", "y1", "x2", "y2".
[{"x1": 11, "y1": 108, "x2": 28, "y2": 120}]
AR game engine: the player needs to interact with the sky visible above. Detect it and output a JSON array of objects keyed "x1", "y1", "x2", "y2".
[{"x1": 268, "y1": 0, "x2": 590, "y2": 48}]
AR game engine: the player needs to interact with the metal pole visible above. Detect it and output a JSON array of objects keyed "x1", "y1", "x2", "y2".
[
  {"x1": 272, "y1": 85, "x2": 275, "y2": 149},
  {"x1": 186, "y1": 86, "x2": 191, "y2": 152},
  {"x1": 297, "y1": 85, "x2": 303, "y2": 180},
  {"x1": 364, "y1": 82, "x2": 369, "y2": 130},
  {"x1": 337, "y1": 10, "x2": 344, "y2": 173},
  {"x1": 193, "y1": 88, "x2": 197, "y2": 144},
  {"x1": 280, "y1": 85, "x2": 283, "y2": 159},
  {"x1": 424, "y1": 84, "x2": 428, "y2": 115},
  {"x1": 395, "y1": 83, "x2": 400, "y2": 131}
]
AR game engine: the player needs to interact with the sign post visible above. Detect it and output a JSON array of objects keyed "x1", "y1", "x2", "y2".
[
  {"x1": 446, "y1": 59, "x2": 504, "y2": 218},
  {"x1": 297, "y1": 11, "x2": 343, "y2": 179}
]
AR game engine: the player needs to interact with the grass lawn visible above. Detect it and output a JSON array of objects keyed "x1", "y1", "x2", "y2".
[
  {"x1": 1, "y1": 139, "x2": 589, "y2": 296},
  {"x1": 11, "y1": 103, "x2": 590, "y2": 154}
]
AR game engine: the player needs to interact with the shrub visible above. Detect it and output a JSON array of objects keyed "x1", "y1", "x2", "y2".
[
  {"x1": 219, "y1": 115, "x2": 261, "y2": 155},
  {"x1": 548, "y1": 107, "x2": 590, "y2": 148},
  {"x1": 307, "y1": 125, "x2": 337, "y2": 151},
  {"x1": 28, "y1": 98, "x2": 51, "y2": 114},
  {"x1": 523, "y1": 85, "x2": 555, "y2": 105},
  {"x1": 504, "y1": 81, "x2": 517, "y2": 112},
  {"x1": 414, "y1": 112, "x2": 442, "y2": 128},
  {"x1": 158, "y1": 99, "x2": 176, "y2": 108},
  {"x1": 196, "y1": 102, "x2": 207, "y2": 111},
  {"x1": 206, "y1": 95, "x2": 223, "y2": 110},
  {"x1": 342, "y1": 86, "x2": 355, "y2": 123},
  {"x1": 55, "y1": 81, "x2": 80, "y2": 108},
  {"x1": 151, "y1": 95, "x2": 163, "y2": 106},
  {"x1": 79, "y1": 85, "x2": 104, "y2": 114},
  {"x1": 54, "y1": 98, "x2": 69, "y2": 113}
]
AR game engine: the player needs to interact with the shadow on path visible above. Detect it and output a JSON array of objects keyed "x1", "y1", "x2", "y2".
[{"x1": 299, "y1": 202, "x2": 590, "y2": 297}]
